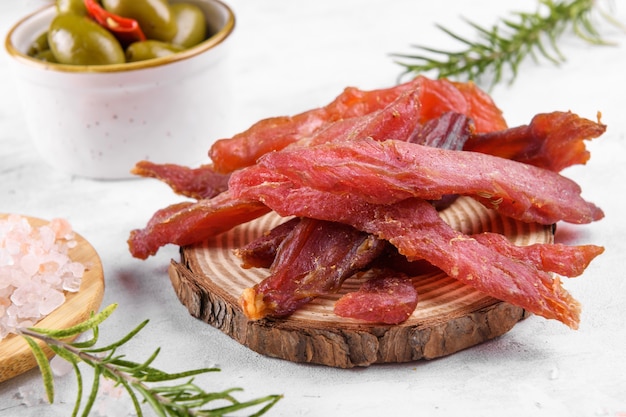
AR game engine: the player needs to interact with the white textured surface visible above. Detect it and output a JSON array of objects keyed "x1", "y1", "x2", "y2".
[{"x1": 1, "y1": 1, "x2": 625, "y2": 416}]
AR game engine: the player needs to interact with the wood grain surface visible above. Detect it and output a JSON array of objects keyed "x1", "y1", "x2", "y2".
[
  {"x1": 169, "y1": 197, "x2": 552, "y2": 368},
  {"x1": 0, "y1": 214, "x2": 105, "y2": 382}
]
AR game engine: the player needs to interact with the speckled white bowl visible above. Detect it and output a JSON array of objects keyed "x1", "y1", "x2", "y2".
[{"x1": 5, "y1": 0, "x2": 235, "y2": 179}]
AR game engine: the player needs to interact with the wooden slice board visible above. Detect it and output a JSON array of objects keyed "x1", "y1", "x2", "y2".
[
  {"x1": 169, "y1": 197, "x2": 553, "y2": 368},
  {"x1": 0, "y1": 214, "x2": 105, "y2": 382}
]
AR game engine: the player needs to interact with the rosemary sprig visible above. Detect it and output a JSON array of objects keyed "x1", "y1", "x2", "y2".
[
  {"x1": 17, "y1": 304, "x2": 281, "y2": 417},
  {"x1": 393, "y1": 0, "x2": 622, "y2": 88}
]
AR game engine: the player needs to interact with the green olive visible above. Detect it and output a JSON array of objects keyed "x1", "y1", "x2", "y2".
[
  {"x1": 48, "y1": 14, "x2": 125, "y2": 65},
  {"x1": 170, "y1": 3, "x2": 207, "y2": 48},
  {"x1": 55, "y1": 0, "x2": 88, "y2": 15},
  {"x1": 34, "y1": 50, "x2": 59, "y2": 63},
  {"x1": 101, "y1": 0, "x2": 178, "y2": 42},
  {"x1": 125, "y1": 40, "x2": 184, "y2": 62},
  {"x1": 27, "y1": 31, "x2": 50, "y2": 57}
]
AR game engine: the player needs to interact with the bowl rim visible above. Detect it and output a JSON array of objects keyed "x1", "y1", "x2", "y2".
[{"x1": 4, "y1": 0, "x2": 236, "y2": 73}]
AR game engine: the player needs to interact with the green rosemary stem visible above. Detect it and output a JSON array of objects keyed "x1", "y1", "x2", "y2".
[
  {"x1": 17, "y1": 305, "x2": 282, "y2": 417},
  {"x1": 393, "y1": 0, "x2": 621, "y2": 88},
  {"x1": 18, "y1": 328, "x2": 159, "y2": 402}
]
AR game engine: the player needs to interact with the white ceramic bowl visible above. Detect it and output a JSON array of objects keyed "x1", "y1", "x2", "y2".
[{"x1": 5, "y1": 0, "x2": 235, "y2": 179}]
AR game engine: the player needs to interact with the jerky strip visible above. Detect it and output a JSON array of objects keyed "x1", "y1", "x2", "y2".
[
  {"x1": 241, "y1": 218, "x2": 385, "y2": 320},
  {"x1": 334, "y1": 271, "x2": 418, "y2": 325},
  {"x1": 233, "y1": 137, "x2": 603, "y2": 225},
  {"x1": 128, "y1": 191, "x2": 270, "y2": 259},
  {"x1": 234, "y1": 217, "x2": 300, "y2": 269},
  {"x1": 132, "y1": 161, "x2": 230, "y2": 200},
  {"x1": 465, "y1": 111, "x2": 606, "y2": 172},
  {"x1": 472, "y1": 233, "x2": 604, "y2": 277}
]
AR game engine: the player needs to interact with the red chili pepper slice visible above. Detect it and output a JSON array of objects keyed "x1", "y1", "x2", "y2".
[{"x1": 84, "y1": 0, "x2": 146, "y2": 45}]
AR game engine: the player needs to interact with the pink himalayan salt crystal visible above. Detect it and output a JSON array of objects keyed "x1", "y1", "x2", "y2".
[{"x1": 0, "y1": 214, "x2": 85, "y2": 340}]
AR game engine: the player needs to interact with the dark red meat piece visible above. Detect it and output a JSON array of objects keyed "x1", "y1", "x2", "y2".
[
  {"x1": 235, "y1": 217, "x2": 300, "y2": 269},
  {"x1": 409, "y1": 111, "x2": 473, "y2": 150},
  {"x1": 334, "y1": 271, "x2": 418, "y2": 324},
  {"x1": 241, "y1": 218, "x2": 385, "y2": 320},
  {"x1": 231, "y1": 137, "x2": 604, "y2": 225},
  {"x1": 370, "y1": 244, "x2": 442, "y2": 276},
  {"x1": 129, "y1": 125, "x2": 604, "y2": 261}
]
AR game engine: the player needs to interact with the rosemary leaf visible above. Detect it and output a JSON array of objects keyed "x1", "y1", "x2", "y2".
[
  {"x1": 135, "y1": 383, "x2": 165, "y2": 417},
  {"x1": 118, "y1": 376, "x2": 145, "y2": 417},
  {"x1": 49, "y1": 343, "x2": 76, "y2": 363},
  {"x1": 141, "y1": 368, "x2": 221, "y2": 383},
  {"x1": 130, "y1": 347, "x2": 161, "y2": 373},
  {"x1": 69, "y1": 324, "x2": 99, "y2": 349},
  {"x1": 82, "y1": 365, "x2": 101, "y2": 417},
  {"x1": 22, "y1": 335, "x2": 55, "y2": 403},
  {"x1": 85, "y1": 318, "x2": 148, "y2": 353},
  {"x1": 69, "y1": 360, "x2": 83, "y2": 417},
  {"x1": 27, "y1": 303, "x2": 117, "y2": 339}
]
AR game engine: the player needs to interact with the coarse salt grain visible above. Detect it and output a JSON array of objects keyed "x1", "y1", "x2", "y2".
[{"x1": 0, "y1": 214, "x2": 85, "y2": 341}]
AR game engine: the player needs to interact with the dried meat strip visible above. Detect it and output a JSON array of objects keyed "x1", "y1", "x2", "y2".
[
  {"x1": 333, "y1": 271, "x2": 418, "y2": 324},
  {"x1": 235, "y1": 217, "x2": 300, "y2": 269},
  {"x1": 370, "y1": 245, "x2": 442, "y2": 277},
  {"x1": 472, "y1": 233, "x2": 604, "y2": 277},
  {"x1": 127, "y1": 191, "x2": 270, "y2": 259},
  {"x1": 297, "y1": 88, "x2": 422, "y2": 148},
  {"x1": 241, "y1": 218, "x2": 386, "y2": 320},
  {"x1": 209, "y1": 76, "x2": 506, "y2": 173},
  {"x1": 448, "y1": 79, "x2": 507, "y2": 133},
  {"x1": 408, "y1": 111, "x2": 473, "y2": 150},
  {"x1": 132, "y1": 161, "x2": 230, "y2": 200},
  {"x1": 208, "y1": 84, "x2": 408, "y2": 173},
  {"x1": 407, "y1": 76, "x2": 506, "y2": 133},
  {"x1": 232, "y1": 137, "x2": 603, "y2": 225},
  {"x1": 465, "y1": 111, "x2": 606, "y2": 172},
  {"x1": 232, "y1": 181, "x2": 585, "y2": 328}
]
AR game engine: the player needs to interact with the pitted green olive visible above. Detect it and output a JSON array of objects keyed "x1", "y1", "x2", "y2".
[
  {"x1": 125, "y1": 40, "x2": 184, "y2": 62},
  {"x1": 170, "y1": 3, "x2": 206, "y2": 48},
  {"x1": 34, "y1": 50, "x2": 58, "y2": 63},
  {"x1": 101, "y1": 0, "x2": 178, "y2": 42},
  {"x1": 27, "y1": 31, "x2": 56, "y2": 63},
  {"x1": 48, "y1": 14, "x2": 125, "y2": 65},
  {"x1": 55, "y1": 0, "x2": 88, "y2": 15},
  {"x1": 27, "y1": 31, "x2": 50, "y2": 57}
]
